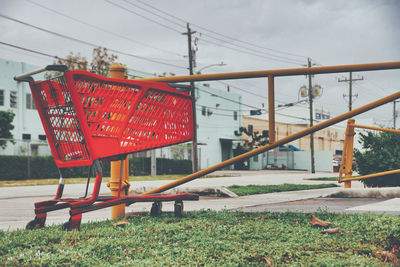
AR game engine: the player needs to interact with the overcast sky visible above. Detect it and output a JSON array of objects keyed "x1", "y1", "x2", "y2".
[{"x1": 1, "y1": 0, "x2": 399, "y2": 125}]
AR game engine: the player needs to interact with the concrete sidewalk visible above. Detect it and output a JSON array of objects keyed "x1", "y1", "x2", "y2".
[{"x1": 0, "y1": 170, "x2": 347, "y2": 199}]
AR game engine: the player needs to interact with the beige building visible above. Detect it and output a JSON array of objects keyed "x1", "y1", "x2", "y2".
[{"x1": 242, "y1": 116, "x2": 345, "y2": 154}]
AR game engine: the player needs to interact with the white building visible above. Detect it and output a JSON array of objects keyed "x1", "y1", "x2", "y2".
[
  {"x1": 0, "y1": 58, "x2": 50, "y2": 156},
  {"x1": 1, "y1": 59, "x2": 242, "y2": 171}
]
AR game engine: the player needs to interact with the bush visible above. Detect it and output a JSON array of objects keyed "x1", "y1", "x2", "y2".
[
  {"x1": 354, "y1": 131, "x2": 400, "y2": 187},
  {"x1": 0, "y1": 155, "x2": 192, "y2": 180}
]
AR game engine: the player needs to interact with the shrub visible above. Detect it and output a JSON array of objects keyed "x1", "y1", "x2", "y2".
[
  {"x1": 354, "y1": 131, "x2": 400, "y2": 187},
  {"x1": 0, "y1": 155, "x2": 192, "y2": 180}
]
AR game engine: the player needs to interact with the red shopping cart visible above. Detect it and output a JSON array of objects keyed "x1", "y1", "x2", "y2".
[{"x1": 14, "y1": 65, "x2": 199, "y2": 230}]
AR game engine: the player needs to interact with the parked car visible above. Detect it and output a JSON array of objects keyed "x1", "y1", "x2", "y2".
[{"x1": 332, "y1": 157, "x2": 342, "y2": 167}]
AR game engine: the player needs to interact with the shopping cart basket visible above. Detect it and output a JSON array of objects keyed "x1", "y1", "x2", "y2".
[{"x1": 14, "y1": 65, "x2": 199, "y2": 230}]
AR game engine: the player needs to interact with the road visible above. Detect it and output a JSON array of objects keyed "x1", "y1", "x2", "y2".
[{"x1": 1, "y1": 170, "x2": 399, "y2": 231}]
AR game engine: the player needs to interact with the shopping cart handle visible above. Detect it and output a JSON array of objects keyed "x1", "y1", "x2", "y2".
[
  {"x1": 14, "y1": 65, "x2": 69, "y2": 82},
  {"x1": 167, "y1": 83, "x2": 192, "y2": 92}
]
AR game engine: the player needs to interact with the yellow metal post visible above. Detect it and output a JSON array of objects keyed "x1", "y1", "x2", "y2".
[
  {"x1": 268, "y1": 75, "x2": 276, "y2": 144},
  {"x1": 108, "y1": 64, "x2": 130, "y2": 219},
  {"x1": 343, "y1": 119, "x2": 356, "y2": 188}
]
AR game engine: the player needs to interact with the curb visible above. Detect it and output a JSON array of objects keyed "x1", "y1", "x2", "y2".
[
  {"x1": 132, "y1": 186, "x2": 239, "y2": 198},
  {"x1": 325, "y1": 187, "x2": 400, "y2": 198}
]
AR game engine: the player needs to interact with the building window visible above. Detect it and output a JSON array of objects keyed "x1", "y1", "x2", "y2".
[
  {"x1": 202, "y1": 106, "x2": 206, "y2": 116},
  {"x1": 253, "y1": 154, "x2": 259, "y2": 162},
  {"x1": 0, "y1": 89, "x2": 4, "y2": 106},
  {"x1": 38, "y1": 134, "x2": 47, "y2": 141},
  {"x1": 22, "y1": 133, "x2": 31, "y2": 140},
  {"x1": 26, "y1": 94, "x2": 36, "y2": 109},
  {"x1": 10, "y1": 91, "x2": 17, "y2": 108},
  {"x1": 234, "y1": 111, "x2": 238, "y2": 120}
]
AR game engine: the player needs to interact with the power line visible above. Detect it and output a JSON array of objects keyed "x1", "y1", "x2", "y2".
[
  {"x1": 0, "y1": 13, "x2": 187, "y2": 70},
  {"x1": 0, "y1": 41, "x2": 63, "y2": 60},
  {"x1": 104, "y1": 0, "x2": 183, "y2": 34},
  {"x1": 198, "y1": 35, "x2": 304, "y2": 65},
  {"x1": 23, "y1": 0, "x2": 185, "y2": 58},
  {"x1": 110, "y1": 0, "x2": 305, "y2": 65},
  {"x1": 199, "y1": 37, "x2": 302, "y2": 66},
  {"x1": 120, "y1": 0, "x2": 184, "y2": 28},
  {"x1": 217, "y1": 81, "x2": 266, "y2": 99},
  {"x1": 122, "y1": 0, "x2": 304, "y2": 65},
  {"x1": 134, "y1": 0, "x2": 308, "y2": 60},
  {"x1": 197, "y1": 87, "x2": 261, "y2": 110},
  {"x1": 198, "y1": 86, "x2": 324, "y2": 123}
]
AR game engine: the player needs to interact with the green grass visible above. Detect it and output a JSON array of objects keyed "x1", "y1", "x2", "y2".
[
  {"x1": 227, "y1": 183, "x2": 339, "y2": 196},
  {"x1": 306, "y1": 177, "x2": 339, "y2": 181},
  {"x1": 0, "y1": 174, "x2": 236, "y2": 187},
  {"x1": 0, "y1": 211, "x2": 398, "y2": 266}
]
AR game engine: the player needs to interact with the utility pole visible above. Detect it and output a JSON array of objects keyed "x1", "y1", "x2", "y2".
[
  {"x1": 182, "y1": 23, "x2": 199, "y2": 172},
  {"x1": 338, "y1": 72, "x2": 363, "y2": 111},
  {"x1": 307, "y1": 58, "x2": 315, "y2": 173}
]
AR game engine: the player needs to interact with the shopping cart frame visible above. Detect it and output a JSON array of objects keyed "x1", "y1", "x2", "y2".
[{"x1": 15, "y1": 65, "x2": 199, "y2": 230}]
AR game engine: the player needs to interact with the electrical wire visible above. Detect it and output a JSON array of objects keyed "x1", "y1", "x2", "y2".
[
  {"x1": 134, "y1": 0, "x2": 309, "y2": 60},
  {"x1": 108, "y1": 0, "x2": 307, "y2": 65},
  {"x1": 0, "y1": 13, "x2": 187, "y2": 69},
  {"x1": 197, "y1": 87, "x2": 261, "y2": 110},
  {"x1": 0, "y1": 41, "x2": 63, "y2": 60},
  {"x1": 23, "y1": 0, "x2": 185, "y2": 58},
  {"x1": 122, "y1": 0, "x2": 304, "y2": 65},
  {"x1": 104, "y1": 0, "x2": 183, "y2": 34},
  {"x1": 197, "y1": 86, "x2": 325, "y2": 122},
  {"x1": 198, "y1": 35, "x2": 304, "y2": 65}
]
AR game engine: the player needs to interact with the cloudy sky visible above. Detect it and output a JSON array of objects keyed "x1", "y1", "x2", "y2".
[{"x1": 1, "y1": 0, "x2": 399, "y2": 124}]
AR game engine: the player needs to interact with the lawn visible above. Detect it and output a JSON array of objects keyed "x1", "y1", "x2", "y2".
[
  {"x1": 227, "y1": 183, "x2": 339, "y2": 196},
  {"x1": 0, "y1": 211, "x2": 398, "y2": 266}
]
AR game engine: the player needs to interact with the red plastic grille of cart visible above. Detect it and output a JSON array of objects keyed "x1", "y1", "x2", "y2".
[{"x1": 29, "y1": 70, "x2": 194, "y2": 168}]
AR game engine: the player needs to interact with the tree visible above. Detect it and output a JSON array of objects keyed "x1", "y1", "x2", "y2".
[
  {"x1": 0, "y1": 110, "x2": 15, "y2": 149},
  {"x1": 354, "y1": 131, "x2": 400, "y2": 187},
  {"x1": 49, "y1": 47, "x2": 121, "y2": 78}
]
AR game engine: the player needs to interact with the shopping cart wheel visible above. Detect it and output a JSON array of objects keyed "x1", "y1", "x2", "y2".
[
  {"x1": 62, "y1": 221, "x2": 71, "y2": 231},
  {"x1": 150, "y1": 202, "x2": 162, "y2": 217},
  {"x1": 174, "y1": 201, "x2": 184, "y2": 217},
  {"x1": 26, "y1": 214, "x2": 46, "y2": 230},
  {"x1": 62, "y1": 214, "x2": 82, "y2": 231}
]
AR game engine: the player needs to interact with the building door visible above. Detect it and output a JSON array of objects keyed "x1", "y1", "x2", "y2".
[{"x1": 220, "y1": 139, "x2": 232, "y2": 170}]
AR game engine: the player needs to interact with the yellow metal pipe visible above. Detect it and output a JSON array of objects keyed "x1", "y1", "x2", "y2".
[
  {"x1": 268, "y1": 75, "x2": 275, "y2": 144},
  {"x1": 341, "y1": 169, "x2": 400, "y2": 182},
  {"x1": 353, "y1": 124, "x2": 400, "y2": 134},
  {"x1": 137, "y1": 61, "x2": 400, "y2": 83},
  {"x1": 109, "y1": 64, "x2": 130, "y2": 219},
  {"x1": 141, "y1": 89, "x2": 400, "y2": 196},
  {"x1": 343, "y1": 119, "x2": 355, "y2": 188}
]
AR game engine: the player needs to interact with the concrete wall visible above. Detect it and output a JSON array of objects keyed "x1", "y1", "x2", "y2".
[
  {"x1": 293, "y1": 151, "x2": 333, "y2": 172},
  {"x1": 249, "y1": 150, "x2": 333, "y2": 172}
]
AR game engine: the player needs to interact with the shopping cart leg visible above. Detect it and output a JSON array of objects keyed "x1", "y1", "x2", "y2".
[
  {"x1": 64, "y1": 160, "x2": 103, "y2": 230},
  {"x1": 150, "y1": 202, "x2": 162, "y2": 217},
  {"x1": 62, "y1": 213, "x2": 82, "y2": 231},
  {"x1": 174, "y1": 201, "x2": 184, "y2": 217},
  {"x1": 26, "y1": 213, "x2": 46, "y2": 230}
]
